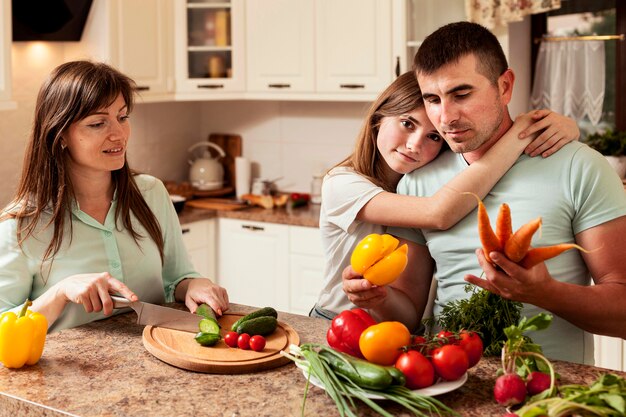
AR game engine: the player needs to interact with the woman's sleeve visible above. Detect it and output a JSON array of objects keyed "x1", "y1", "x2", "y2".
[{"x1": 0, "y1": 219, "x2": 34, "y2": 313}]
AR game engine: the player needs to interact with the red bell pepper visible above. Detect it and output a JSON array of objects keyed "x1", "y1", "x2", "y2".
[{"x1": 326, "y1": 308, "x2": 377, "y2": 358}]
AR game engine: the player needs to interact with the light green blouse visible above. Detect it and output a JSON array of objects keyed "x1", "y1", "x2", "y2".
[{"x1": 0, "y1": 174, "x2": 201, "y2": 332}]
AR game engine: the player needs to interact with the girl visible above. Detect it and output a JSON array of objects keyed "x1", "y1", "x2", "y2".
[{"x1": 312, "y1": 71, "x2": 578, "y2": 319}]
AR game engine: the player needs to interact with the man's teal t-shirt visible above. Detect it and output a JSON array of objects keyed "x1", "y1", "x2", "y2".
[{"x1": 389, "y1": 142, "x2": 626, "y2": 364}]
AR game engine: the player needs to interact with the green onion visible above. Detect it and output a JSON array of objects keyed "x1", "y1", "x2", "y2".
[{"x1": 281, "y1": 344, "x2": 460, "y2": 417}]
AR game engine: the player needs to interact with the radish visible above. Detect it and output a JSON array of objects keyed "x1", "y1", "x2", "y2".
[
  {"x1": 526, "y1": 371, "x2": 551, "y2": 396},
  {"x1": 494, "y1": 373, "x2": 526, "y2": 406}
]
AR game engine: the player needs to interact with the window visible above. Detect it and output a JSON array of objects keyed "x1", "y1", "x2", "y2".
[{"x1": 531, "y1": 0, "x2": 625, "y2": 134}]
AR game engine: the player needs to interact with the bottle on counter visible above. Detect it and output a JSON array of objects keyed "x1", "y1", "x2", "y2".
[{"x1": 310, "y1": 174, "x2": 323, "y2": 204}]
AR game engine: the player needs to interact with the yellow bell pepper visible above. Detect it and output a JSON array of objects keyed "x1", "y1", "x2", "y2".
[
  {"x1": 0, "y1": 300, "x2": 48, "y2": 369},
  {"x1": 350, "y1": 234, "x2": 408, "y2": 286}
]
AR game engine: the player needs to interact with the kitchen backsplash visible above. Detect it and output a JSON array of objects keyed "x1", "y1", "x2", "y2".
[{"x1": 0, "y1": 43, "x2": 367, "y2": 206}]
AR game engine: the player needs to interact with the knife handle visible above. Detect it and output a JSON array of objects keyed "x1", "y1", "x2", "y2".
[{"x1": 111, "y1": 295, "x2": 132, "y2": 309}]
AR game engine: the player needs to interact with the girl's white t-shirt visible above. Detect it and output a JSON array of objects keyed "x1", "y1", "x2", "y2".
[{"x1": 316, "y1": 167, "x2": 385, "y2": 313}]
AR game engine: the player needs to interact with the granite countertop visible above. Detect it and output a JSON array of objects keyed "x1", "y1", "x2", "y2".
[
  {"x1": 178, "y1": 203, "x2": 321, "y2": 228},
  {"x1": 1, "y1": 305, "x2": 623, "y2": 417}
]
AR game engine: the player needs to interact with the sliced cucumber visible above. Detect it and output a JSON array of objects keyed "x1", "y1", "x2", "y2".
[
  {"x1": 195, "y1": 332, "x2": 221, "y2": 347},
  {"x1": 199, "y1": 318, "x2": 220, "y2": 334}
]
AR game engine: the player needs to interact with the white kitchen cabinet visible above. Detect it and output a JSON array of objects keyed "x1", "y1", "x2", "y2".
[
  {"x1": 315, "y1": 0, "x2": 393, "y2": 94},
  {"x1": 65, "y1": 0, "x2": 174, "y2": 101},
  {"x1": 181, "y1": 219, "x2": 217, "y2": 279},
  {"x1": 216, "y1": 218, "x2": 324, "y2": 315},
  {"x1": 174, "y1": 0, "x2": 245, "y2": 96},
  {"x1": 288, "y1": 226, "x2": 325, "y2": 315},
  {"x1": 594, "y1": 335, "x2": 626, "y2": 371},
  {"x1": 0, "y1": 0, "x2": 15, "y2": 110},
  {"x1": 245, "y1": 0, "x2": 393, "y2": 98},
  {"x1": 216, "y1": 218, "x2": 290, "y2": 311},
  {"x1": 245, "y1": 0, "x2": 315, "y2": 93}
]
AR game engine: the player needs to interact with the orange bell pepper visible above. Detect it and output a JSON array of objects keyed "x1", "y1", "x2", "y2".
[{"x1": 0, "y1": 299, "x2": 48, "y2": 369}]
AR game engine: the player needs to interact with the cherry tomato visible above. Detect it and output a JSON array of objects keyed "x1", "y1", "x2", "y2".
[
  {"x1": 237, "y1": 333, "x2": 251, "y2": 350},
  {"x1": 436, "y1": 330, "x2": 458, "y2": 345},
  {"x1": 224, "y1": 331, "x2": 239, "y2": 348},
  {"x1": 430, "y1": 344, "x2": 469, "y2": 381},
  {"x1": 359, "y1": 321, "x2": 411, "y2": 365},
  {"x1": 249, "y1": 335, "x2": 266, "y2": 352},
  {"x1": 394, "y1": 350, "x2": 435, "y2": 389},
  {"x1": 457, "y1": 330, "x2": 483, "y2": 368}
]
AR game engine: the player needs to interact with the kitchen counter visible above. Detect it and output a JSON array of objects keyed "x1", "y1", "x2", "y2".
[
  {"x1": 178, "y1": 203, "x2": 321, "y2": 228},
  {"x1": 1, "y1": 305, "x2": 623, "y2": 417}
]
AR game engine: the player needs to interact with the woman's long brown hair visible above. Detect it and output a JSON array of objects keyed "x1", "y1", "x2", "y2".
[
  {"x1": 336, "y1": 71, "x2": 426, "y2": 192},
  {"x1": 2, "y1": 61, "x2": 164, "y2": 278}
]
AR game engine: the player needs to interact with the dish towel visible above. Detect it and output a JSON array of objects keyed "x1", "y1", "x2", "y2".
[{"x1": 530, "y1": 40, "x2": 605, "y2": 125}]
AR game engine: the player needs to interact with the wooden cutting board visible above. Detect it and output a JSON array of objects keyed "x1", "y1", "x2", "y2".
[
  {"x1": 209, "y1": 133, "x2": 243, "y2": 190},
  {"x1": 142, "y1": 313, "x2": 300, "y2": 373},
  {"x1": 186, "y1": 198, "x2": 248, "y2": 211}
]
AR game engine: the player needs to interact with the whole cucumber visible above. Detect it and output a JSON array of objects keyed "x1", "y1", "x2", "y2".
[
  {"x1": 235, "y1": 316, "x2": 278, "y2": 336},
  {"x1": 230, "y1": 307, "x2": 278, "y2": 332},
  {"x1": 319, "y1": 350, "x2": 398, "y2": 390}
]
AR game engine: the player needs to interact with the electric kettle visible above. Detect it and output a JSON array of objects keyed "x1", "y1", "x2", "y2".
[{"x1": 187, "y1": 142, "x2": 226, "y2": 190}]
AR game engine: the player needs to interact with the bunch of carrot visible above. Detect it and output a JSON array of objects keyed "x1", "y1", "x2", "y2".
[{"x1": 466, "y1": 193, "x2": 589, "y2": 268}]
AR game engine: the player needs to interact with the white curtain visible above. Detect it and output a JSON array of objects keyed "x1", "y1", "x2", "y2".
[{"x1": 530, "y1": 40, "x2": 605, "y2": 126}]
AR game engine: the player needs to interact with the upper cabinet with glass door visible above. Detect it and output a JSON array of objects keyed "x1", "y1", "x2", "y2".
[
  {"x1": 174, "y1": 0, "x2": 245, "y2": 95},
  {"x1": 393, "y1": 0, "x2": 466, "y2": 74}
]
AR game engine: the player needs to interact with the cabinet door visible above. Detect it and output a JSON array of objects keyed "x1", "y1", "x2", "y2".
[
  {"x1": 0, "y1": 0, "x2": 13, "y2": 108},
  {"x1": 315, "y1": 0, "x2": 393, "y2": 94},
  {"x1": 217, "y1": 219, "x2": 289, "y2": 310},
  {"x1": 289, "y1": 226, "x2": 324, "y2": 315},
  {"x1": 245, "y1": 0, "x2": 315, "y2": 92},
  {"x1": 113, "y1": 0, "x2": 172, "y2": 96},
  {"x1": 594, "y1": 334, "x2": 625, "y2": 371},
  {"x1": 174, "y1": 0, "x2": 245, "y2": 93},
  {"x1": 181, "y1": 219, "x2": 216, "y2": 279}
]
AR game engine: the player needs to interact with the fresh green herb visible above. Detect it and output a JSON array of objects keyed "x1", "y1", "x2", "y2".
[
  {"x1": 281, "y1": 343, "x2": 459, "y2": 417},
  {"x1": 425, "y1": 284, "x2": 522, "y2": 356},
  {"x1": 515, "y1": 373, "x2": 626, "y2": 417}
]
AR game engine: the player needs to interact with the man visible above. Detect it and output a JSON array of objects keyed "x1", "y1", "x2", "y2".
[{"x1": 342, "y1": 22, "x2": 626, "y2": 364}]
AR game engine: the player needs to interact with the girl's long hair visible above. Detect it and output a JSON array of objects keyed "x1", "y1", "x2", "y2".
[
  {"x1": 336, "y1": 71, "x2": 425, "y2": 192},
  {"x1": 3, "y1": 61, "x2": 164, "y2": 277}
]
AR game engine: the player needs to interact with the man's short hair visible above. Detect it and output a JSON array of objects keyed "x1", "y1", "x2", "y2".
[{"x1": 414, "y1": 21, "x2": 508, "y2": 85}]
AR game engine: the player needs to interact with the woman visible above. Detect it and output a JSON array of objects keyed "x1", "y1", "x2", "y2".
[
  {"x1": 312, "y1": 71, "x2": 579, "y2": 320},
  {"x1": 0, "y1": 61, "x2": 229, "y2": 331}
]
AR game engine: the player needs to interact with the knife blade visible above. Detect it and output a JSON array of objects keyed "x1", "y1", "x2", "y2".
[{"x1": 111, "y1": 296, "x2": 203, "y2": 333}]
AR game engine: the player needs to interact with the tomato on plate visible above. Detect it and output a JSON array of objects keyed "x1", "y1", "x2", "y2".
[
  {"x1": 457, "y1": 330, "x2": 483, "y2": 368},
  {"x1": 359, "y1": 321, "x2": 411, "y2": 366},
  {"x1": 249, "y1": 335, "x2": 266, "y2": 352},
  {"x1": 224, "y1": 331, "x2": 239, "y2": 348},
  {"x1": 430, "y1": 344, "x2": 469, "y2": 381},
  {"x1": 395, "y1": 350, "x2": 435, "y2": 389}
]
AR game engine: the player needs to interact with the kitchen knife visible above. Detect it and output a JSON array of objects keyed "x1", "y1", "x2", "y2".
[{"x1": 111, "y1": 296, "x2": 203, "y2": 333}]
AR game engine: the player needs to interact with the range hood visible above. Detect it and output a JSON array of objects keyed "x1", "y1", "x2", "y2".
[{"x1": 12, "y1": 0, "x2": 93, "y2": 42}]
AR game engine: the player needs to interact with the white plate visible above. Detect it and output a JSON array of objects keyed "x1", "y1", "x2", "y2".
[{"x1": 296, "y1": 362, "x2": 467, "y2": 399}]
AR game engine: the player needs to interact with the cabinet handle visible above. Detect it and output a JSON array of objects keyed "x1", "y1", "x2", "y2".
[
  {"x1": 339, "y1": 84, "x2": 365, "y2": 89},
  {"x1": 268, "y1": 83, "x2": 291, "y2": 89},
  {"x1": 242, "y1": 224, "x2": 265, "y2": 232},
  {"x1": 136, "y1": 86, "x2": 150, "y2": 91},
  {"x1": 198, "y1": 84, "x2": 225, "y2": 89},
  {"x1": 181, "y1": 228, "x2": 190, "y2": 234},
  {"x1": 395, "y1": 56, "x2": 401, "y2": 77}
]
